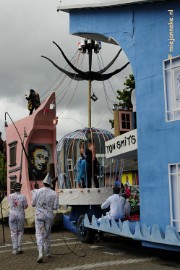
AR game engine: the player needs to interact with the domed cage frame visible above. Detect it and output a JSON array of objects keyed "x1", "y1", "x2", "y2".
[
  {"x1": 56, "y1": 127, "x2": 123, "y2": 205},
  {"x1": 56, "y1": 127, "x2": 121, "y2": 188}
]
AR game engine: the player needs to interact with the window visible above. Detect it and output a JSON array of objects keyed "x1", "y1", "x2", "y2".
[
  {"x1": 67, "y1": 159, "x2": 73, "y2": 171},
  {"x1": 9, "y1": 141, "x2": 17, "y2": 167},
  {"x1": 122, "y1": 113, "x2": 130, "y2": 129},
  {"x1": 119, "y1": 111, "x2": 132, "y2": 132},
  {"x1": 9, "y1": 176, "x2": 17, "y2": 194},
  {"x1": 169, "y1": 163, "x2": 180, "y2": 232},
  {"x1": 164, "y1": 56, "x2": 180, "y2": 121}
]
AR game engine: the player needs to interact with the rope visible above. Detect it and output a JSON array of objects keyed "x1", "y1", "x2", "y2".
[{"x1": 40, "y1": 50, "x2": 80, "y2": 100}]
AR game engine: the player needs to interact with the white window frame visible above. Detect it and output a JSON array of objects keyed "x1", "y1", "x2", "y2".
[
  {"x1": 164, "y1": 55, "x2": 180, "y2": 122},
  {"x1": 9, "y1": 141, "x2": 17, "y2": 167},
  {"x1": 119, "y1": 110, "x2": 132, "y2": 132},
  {"x1": 169, "y1": 163, "x2": 180, "y2": 232}
]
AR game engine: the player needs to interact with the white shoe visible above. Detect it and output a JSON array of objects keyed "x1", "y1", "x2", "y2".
[
  {"x1": 37, "y1": 247, "x2": 43, "y2": 263},
  {"x1": 37, "y1": 256, "x2": 43, "y2": 263},
  {"x1": 44, "y1": 244, "x2": 51, "y2": 257},
  {"x1": 12, "y1": 249, "x2": 17, "y2": 255}
]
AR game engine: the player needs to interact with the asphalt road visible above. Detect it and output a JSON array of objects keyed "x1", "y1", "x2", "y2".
[{"x1": 0, "y1": 224, "x2": 180, "y2": 270}]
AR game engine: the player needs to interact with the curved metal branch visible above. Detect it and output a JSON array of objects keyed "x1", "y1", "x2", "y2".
[
  {"x1": 42, "y1": 55, "x2": 129, "y2": 81},
  {"x1": 41, "y1": 55, "x2": 83, "y2": 81},
  {"x1": 96, "y1": 62, "x2": 130, "y2": 81},
  {"x1": 98, "y1": 49, "x2": 122, "y2": 74},
  {"x1": 53, "y1": 41, "x2": 85, "y2": 77}
]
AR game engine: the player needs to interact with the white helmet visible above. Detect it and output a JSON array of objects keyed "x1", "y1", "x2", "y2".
[{"x1": 43, "y1": 174, "x2": 52, "y2": 186}]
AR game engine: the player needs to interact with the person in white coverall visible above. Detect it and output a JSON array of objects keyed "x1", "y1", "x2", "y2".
[
  {"x1": 32, "y1": 174, "x2": 59, "y2": 263},
  {"x1": 8, "y1": 182, "x2": 28, "y2": 255}
]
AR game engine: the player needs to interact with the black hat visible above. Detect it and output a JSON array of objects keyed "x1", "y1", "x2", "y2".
[
  {"x1": 13, "y1": 182, "x2": 22, "y2": 191},
  {"x1": 113, "y1": 186, "x2": 120, "y2": 194}
]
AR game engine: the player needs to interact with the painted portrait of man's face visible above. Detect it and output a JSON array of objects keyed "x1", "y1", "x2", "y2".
[
  {"x1": 28, "y1": 144, "x2": 52, "y2": 181},
  {"x1": 32, "y1": 148, "x2": 49, "y2": 172}
]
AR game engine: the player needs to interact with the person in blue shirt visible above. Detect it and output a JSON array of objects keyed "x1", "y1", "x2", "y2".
[
  {"x1": 113, "y1": 175, "x2": 125, "y2": 193},
  {"x1": 113, "y1": 175, "x2": 120, "y2": 188},
  {"x1": 76, "y1": 142, "x2": 87, "y2": 188}
]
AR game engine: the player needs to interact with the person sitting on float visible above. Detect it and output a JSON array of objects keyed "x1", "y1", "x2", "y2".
[
  {"x1": 113, "y1": 175, "x2": 125, "y2": 194},
  {"x1": 124, "y1": 184, "x2": 131, "y2": 198},
  {"x1": 98, "y1": 186, "x2": 126, "y2": 223}
]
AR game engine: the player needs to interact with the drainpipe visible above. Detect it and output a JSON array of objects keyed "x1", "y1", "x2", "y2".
[{"x1": 113, "y1": 104, "x2": 120, "y2": 137}]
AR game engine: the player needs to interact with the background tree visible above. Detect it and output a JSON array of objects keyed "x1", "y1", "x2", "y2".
[
  {"x1": 109, "y1": 74, "x2": 135, "y2": 128},
  {"x1": 0, "y1": 153, "x2": 6, "y2": 197}
]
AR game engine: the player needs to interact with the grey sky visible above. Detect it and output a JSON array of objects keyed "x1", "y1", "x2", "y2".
[{"x1": 0, "y1": 0, "x2": 132, "y2": 141}]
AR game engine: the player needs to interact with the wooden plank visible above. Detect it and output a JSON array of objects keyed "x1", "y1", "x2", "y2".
[{"x1": 57, "y1": 187, "x2": 113, "y2": 205}]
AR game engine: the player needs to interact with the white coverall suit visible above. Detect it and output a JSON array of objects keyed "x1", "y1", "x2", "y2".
[
  {"x1": 32, "y1": 186, "x2": 59, "y2": 260},
  {"x1": 8, "y1": 192, "x2": 28, "y2": 253}
]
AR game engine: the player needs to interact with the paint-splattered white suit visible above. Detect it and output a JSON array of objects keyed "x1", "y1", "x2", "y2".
[
  {"x1": 8, "y1": 192, "x2": 28, "y2": 251},
  {"x1": 32, "y1": 187, "x2": 59, "y2": 254}
]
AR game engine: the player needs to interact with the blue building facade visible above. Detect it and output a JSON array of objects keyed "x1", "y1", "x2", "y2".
[{"x1": 59, "y1": 0, "x2": 180, "y2": 250}]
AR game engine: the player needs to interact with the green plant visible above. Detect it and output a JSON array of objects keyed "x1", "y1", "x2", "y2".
[
  {"x1": 109, "y1": 74, "x2": 135, "y2": 129},
  {"x1": 0, "y1": 154, "x2": 7, "y2": 194}
]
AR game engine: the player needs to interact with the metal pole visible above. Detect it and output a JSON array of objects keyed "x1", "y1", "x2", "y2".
[
  {"x1": 88, "y1": 80, "x2": 91, "y2": 128},
  {"x1": 1, "y1": 153, "x2": 5, "y2": 244},
  {"x1": 19, "y1": 135, "x2": 25, "y2": 184},
  {"x1": 4, "y1": 112, "x2": 38, "y2": 186},
  {"x1": 88, "y1": 41, "x2": 92, "y2": 129},
  {"x1": 5, "y1": 112, "x2": 29, "y2": 162},
  {"x1": 78, "y1": 39, "x2": 101, "y2": 128},
  {"x1": 114, "y1": 109, "x2": 120, "y2": 137}
]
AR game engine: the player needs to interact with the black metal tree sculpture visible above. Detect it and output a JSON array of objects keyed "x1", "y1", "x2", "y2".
[{"x1": 41, "y1": 40, "x2": 129, "y2": 128}]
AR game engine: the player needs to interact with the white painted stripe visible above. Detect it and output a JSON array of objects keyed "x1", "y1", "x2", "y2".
[
  {"x1": 49, "y1": 258, "x2": 156, "y2": 270},
  {"x1": 103, "y1": 251, "x2": 125, "y2": 255},
  {"x1": 0, "y1": 241, "x2": 78, "y2": 253},
  {"x1": 0, "y1": 237, "x2": 77, "y2": 249},
  {"x1": 89, "y1": 245, "x2": 103, "y2": 249}
]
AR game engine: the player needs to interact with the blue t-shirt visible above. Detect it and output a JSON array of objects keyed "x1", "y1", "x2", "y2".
[{"x1": 77, "y1": 157, "x2": 87, "y2": 183}]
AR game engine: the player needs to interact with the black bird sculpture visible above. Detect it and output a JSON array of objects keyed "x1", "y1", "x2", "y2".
[{"x1": 41, "y1": 41, "x2": 129, "y2": 82}]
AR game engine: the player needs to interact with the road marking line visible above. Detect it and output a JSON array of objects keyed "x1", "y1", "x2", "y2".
[
  {"x1": 89, "y1": 245, "x2": 103, "y2": 249},
  {"x1": 0, "y1": 237, "x2": 77, "y2": 249},
  {"x1": 0, "y1": 241, "x2": 78, "y2": 253},
  {"x1": 50, "y1": 258, "x2": 157, "y2": 270},
  {"x1": 103, "y1": 251, "x2": 126, "y2": 256}
]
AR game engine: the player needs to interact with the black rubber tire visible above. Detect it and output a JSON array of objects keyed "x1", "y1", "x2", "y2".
[{"x1": 76, "y1": 214, "x2": 95, "y2": 243}]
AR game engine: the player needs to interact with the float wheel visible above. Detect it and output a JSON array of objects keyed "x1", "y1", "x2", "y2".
[{"x1": 76, "y1": 214, "x2": 95, "y2": 243}]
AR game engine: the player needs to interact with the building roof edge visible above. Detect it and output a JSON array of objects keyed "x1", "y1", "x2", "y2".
[{"x1": 57, "y1": 0, "x2": 167, "y2": 13}]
